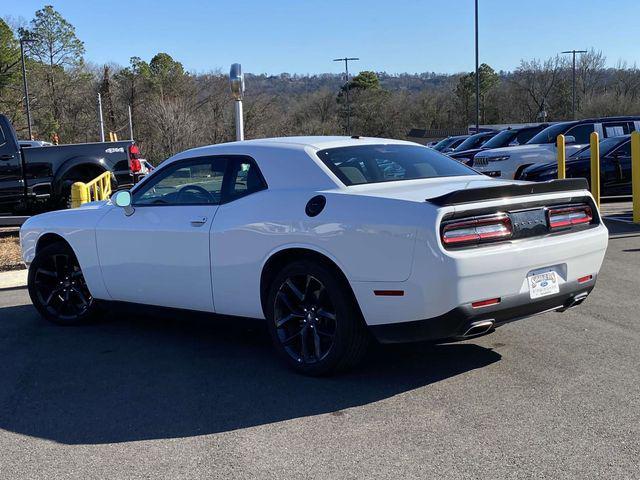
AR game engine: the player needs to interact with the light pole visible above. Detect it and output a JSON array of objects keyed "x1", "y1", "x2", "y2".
[
  {"x1": 333, "y1": 57, "x2": 359, "y2": 135},
  {"x1": 20, "y1": 38, "x2": 35, "y2": 140},
  {"x1": 474, "y1": 0, "x2": 480, "y2": 134},
  {"x1": 561, "y1": 49, "x2": 587, "y2": 119},
  {"x1": 229, "y1": 63, "x2": 245, "y2": 141}
]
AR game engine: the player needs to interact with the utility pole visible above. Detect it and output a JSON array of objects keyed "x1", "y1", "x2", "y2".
[
  {"x1": 474, "y1": 0, "x2": 480, "y2": 134},
  {"x1": 229, "y1": 63, "x2": 245, "y2": 141},
  {"x1": 561, "y1": 49, "x2": 587, "y2": 119},
  {"x1": 97, "y1": 93, "x2": 105, "y2": 142},
  {"x1": 333, "y1": 57, "x2": 359, "y2": 135},
  {"x1": 20, "y1": 38, "x2": 35, "y2": 140},
  {"x1": 128, "y1": 104, "x2": 134, "y2": 140}
]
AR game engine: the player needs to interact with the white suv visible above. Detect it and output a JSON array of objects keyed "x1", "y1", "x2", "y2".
[{"x1": 473, "y1": 117, "x2": 640, "y2": 179}]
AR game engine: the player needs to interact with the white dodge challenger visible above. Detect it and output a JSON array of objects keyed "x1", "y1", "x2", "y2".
[{"x1": 20, "y1": 136, "x2": 608, "y2": 375}]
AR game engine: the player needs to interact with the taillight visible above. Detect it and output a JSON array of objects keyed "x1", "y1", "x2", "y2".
[
  {"x1": 442, "y1": 214, "x2": 512, "y2": 247},
  {"x1": 547, "y1": 205, "x2": 592, "y2": 229},
  {"x1": 129, "y1": 144, "x2": 141, "y2": 173}
]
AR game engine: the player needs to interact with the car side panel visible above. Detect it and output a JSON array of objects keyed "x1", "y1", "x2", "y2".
[
  {"x1": 210, "y1": 189, "x2": 421, "y2": 319},
  {"x1": 20, "y1": 203, "x2": 112, "y2": 300}
]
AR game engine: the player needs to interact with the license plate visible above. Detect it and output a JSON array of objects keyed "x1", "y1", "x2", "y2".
[{"x1": 528, "y1": 271, "x2": 560, "y2": 299}]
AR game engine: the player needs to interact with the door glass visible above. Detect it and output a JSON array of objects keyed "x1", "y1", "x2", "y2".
[
  {"x1": 565, "y1": 124, "x2": 594, "y2": 144},
  {"x1": 133, "y1": 158, "x2": 226, "y2": 205},
  {"x1": 603, "y1": 122, "x2": 632, "y2": 138},
  {"x1": 225, "y1": 159, "x2": 267, "y2": 201}
]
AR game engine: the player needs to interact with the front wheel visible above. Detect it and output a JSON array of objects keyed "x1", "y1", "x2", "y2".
[
  {"x1": 266, "y1": 259, "x2": 370, "y2": 375},
  {"x1": 28, "y1": 242, "x2": 98, "y2": 325}
]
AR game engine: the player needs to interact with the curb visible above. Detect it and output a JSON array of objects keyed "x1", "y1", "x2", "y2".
[{"x1": 0, "y1": 269, "x2": 28, "y2": 291}]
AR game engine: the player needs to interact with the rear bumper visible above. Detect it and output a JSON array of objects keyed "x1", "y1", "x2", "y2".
[{"x1": 369, "y1": 277, "x2": 595, "y2": 344}]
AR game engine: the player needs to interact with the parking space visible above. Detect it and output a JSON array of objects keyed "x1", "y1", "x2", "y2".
[{"x1": 0, "y1": 220, "x2": 637, "y2": 479}]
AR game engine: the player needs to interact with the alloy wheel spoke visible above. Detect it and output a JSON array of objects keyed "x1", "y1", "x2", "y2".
[
  {"x1": 277, "y1": 291, "x2": 303, "y2": 315},
  {"x1": 285, "y1": 278, "x2": 304, "y2": 301},
  {"x1": 37, "y1": 269, "x2": 57, "y2": 278},
  {"x1": 313, "y1": 328, "x2": 322, "y2": 359},
  {"x1": 53, "y1": 254, "x2": 68, "y2": 279},
  {"x1": 283, "y1": 330, "x2": 302, "y2": 345},
  {"x1": 70, "y1": 287, "x2": 89, "y2": 307},
  {"x1": 317, "y1": 308, "x2": 336, "y2": 321},
  {"x1": 300, "y1": 325, "x2": 309, "y2": 361},
  {"x1": 276, "y1": 313, "x2": 302, "y2": 328}
]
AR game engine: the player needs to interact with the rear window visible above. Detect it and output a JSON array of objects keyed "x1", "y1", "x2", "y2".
[{"x1": 316, "y1": 144, "x2": 478, "y2": 186}]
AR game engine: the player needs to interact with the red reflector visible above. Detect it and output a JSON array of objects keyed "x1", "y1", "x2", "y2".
[
  {"x1": 373, "y1": 290, "x2": 404, "y2": 296},
  {"x1": 472, "y1": 298, "x2": 501, "y2": 308},
  {"x1": 578, "y1": 275, "x2": 593, "y2": 284},
  {"x1": 548, "y1": 205, "x2": 592, "y2": 229},
  {"x1": 129, "y1": 144, "x2": 140, "y2": 158}
]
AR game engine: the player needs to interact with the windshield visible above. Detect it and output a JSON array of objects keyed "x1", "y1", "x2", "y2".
[
  {"x1": 481, "y1": 130, "x2": 518, "y2": 149},
  {"x1": 316, "y1": 144, "x2": 478, "y2": 186},
  {"x1": 453, "y1": 132, "x2": 494, "y2": 152},
  {"x1": 527, "y1": 123, "x2": 572, "y2": 144},
  {"x1": 573, "y1": 137, "x2": 628, "y2": 159},
  {"x1": 432, "y1": 137, "x2": 458, "y2": 151}
]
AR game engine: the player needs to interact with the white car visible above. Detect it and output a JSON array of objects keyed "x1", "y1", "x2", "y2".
[
  {"x1": 473, "y1": 117, "x2": 640, "y2": 179},
  {"x1": 20, "y1": 136, "x2": 608, "y2": 375}
]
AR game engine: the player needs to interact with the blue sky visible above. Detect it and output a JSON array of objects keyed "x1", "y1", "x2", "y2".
[{"x1": 7, "y1": 0, "x2": 640, "y2": 75}]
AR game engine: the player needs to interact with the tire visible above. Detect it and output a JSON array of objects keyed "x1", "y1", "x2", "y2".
[
  {"x1": 266, "y1": 259, "x2": 370, "y2": 375},
  {"x1": 28, "y1": 242, "x2": 98, "y2": 325}
]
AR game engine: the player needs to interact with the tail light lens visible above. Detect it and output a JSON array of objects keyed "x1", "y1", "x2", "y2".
[
  {"x1": 442, "y1": 214, "x2": 512, "y2": 247},
  {"x1": 129, "y1": 144, "x2": 141, "y2": 173},
  {"x1": 547, "y1": 205, "x2": 592, "y2": 229}
]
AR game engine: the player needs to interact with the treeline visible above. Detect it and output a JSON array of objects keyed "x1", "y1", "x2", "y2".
[{"x1": 2, "y1": 6, "x2": 640, "y2": 163}]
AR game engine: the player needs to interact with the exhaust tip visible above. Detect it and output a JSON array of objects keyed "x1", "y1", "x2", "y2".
[{"x1": 462, "y1": 320, "x2": 495, "y2": 338}]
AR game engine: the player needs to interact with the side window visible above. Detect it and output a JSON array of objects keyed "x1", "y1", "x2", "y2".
[
  {"x1": 612, "y1": 141, "x2": 631, "y2": 158},
  {"x1": 603, "y1": 122, "x2": 632, "y2": 138},
  {"x1": 565, "y1": 124, "x2": 594, "y2": 144},
  {"x1": 133, "y1": 157, "x2": 227, "y2": 205},
  {"x1": 224, "y1": 159, "x2": 267, "y2": 201}
]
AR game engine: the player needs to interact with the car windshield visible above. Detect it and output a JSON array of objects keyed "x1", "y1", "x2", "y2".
[
  {"x1": 573, "y1": 137, "x2": 628, "y2": 159},
  {"x1": 453, "y1": 132, "x2": 494, "y2": 152},
  {"x1": 481, "y1": 130, "x2": 519, "y2": 149},
  {"x1": 316, "y1": 144, "x2": 478, "y2": 186},
  {"x1": 432, "y1": 137, "x2": 458, "y2": 151},
  {"x1": 527, "y1": 123, "x2": 572, "y2": 144}
]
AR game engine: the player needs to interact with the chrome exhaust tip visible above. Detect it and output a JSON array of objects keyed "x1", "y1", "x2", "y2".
[{"x1": 462, "y1": 320, "x2": 495, "y2": 338}]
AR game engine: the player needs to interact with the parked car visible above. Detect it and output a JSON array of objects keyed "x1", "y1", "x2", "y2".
[
  {"x1": 0, "y1": 114, "x2": 146, "y2": 214},
  {"x1": 449, "y1": 130, "x2": 499, "y2": 155},
  {"x1": 472, "y1": 116, "x2": 640, "y2": 179},
  {"x1": 432, "y1": 135, "x2": 468, "y2": 152},
  {"x1": 521, "y1": 135, "x2": 633, "y2": 197},
  {"x1": 449, "y1": 124, "x2": 549, "y2": 164},
  {"x1": 19, "y1": 140, "x2": 53, "y2": 148},
  {"x1": 21, "y1": 136, "x2": 608, "y2": 375}
]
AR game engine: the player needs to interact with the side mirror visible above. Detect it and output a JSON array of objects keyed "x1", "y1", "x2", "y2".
[
  {"x1": 564, "y1": 135, "x2": 576, "y2": 145},
  {"x1": 112, "y1": 190, "x2": 134, "y2": 216}
]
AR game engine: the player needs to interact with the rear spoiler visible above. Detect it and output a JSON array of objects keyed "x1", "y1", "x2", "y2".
[{"x1": 428, "y1": 179, "x2": 590, "y2": 207}]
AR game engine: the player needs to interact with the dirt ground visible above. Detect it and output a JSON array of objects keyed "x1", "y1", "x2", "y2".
[{"x1": 0, "y1": 233, "x2": 23, "y2": 272}]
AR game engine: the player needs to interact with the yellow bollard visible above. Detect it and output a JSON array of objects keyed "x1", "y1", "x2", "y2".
[
  {"x1": 632, "y1": 131, "x2": 640, "y2": 223},
  {"x1": 70, "y1": 182, "x2": 89, "y2": 208},
  {"x1": 113, "y1": 132, "x2": 118, "y2": 141},
  {"x1": 557, "y1": 134, "x2": 566, "y2": 180},
  {"x1": 590, "y1": 131, "x2": 600, "y2": 208}
]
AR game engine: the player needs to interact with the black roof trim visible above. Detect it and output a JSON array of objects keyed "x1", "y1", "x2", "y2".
[{"x1": 427, "y1": 179, "x2": 589, "y2": 206}]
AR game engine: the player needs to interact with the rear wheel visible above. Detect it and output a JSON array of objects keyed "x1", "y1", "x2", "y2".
[
  {"x1": 28, "y1": 242, "x2": 98, "y2": 325},
  {"x1": 266, "y1": 259, "x2": 370, "y2": 375}
]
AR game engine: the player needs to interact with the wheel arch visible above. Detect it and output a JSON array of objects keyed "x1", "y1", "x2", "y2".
[
  {"x1": 259, "y1": 247, "x2": 360, "y2": 318},
  {"x1": 35, "y1": 232, "x2": 73, "y2": 256},
  {"x1": 53, "y1": 158, "x2": 110, "y2": 197},
  {"x1": 514, "y1": 163, "x2": 534, "y2": 180}
]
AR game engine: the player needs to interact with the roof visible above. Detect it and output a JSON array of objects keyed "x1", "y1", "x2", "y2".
[{"x1": 209, "y1": 136, "x2": 417, "y2": 150}]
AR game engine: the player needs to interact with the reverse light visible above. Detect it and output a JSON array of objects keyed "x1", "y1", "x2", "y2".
[
  {"x1": 129, "y1": 144, "x2": 142, "y2": 173},
  {"x1": 442, "y1": 214, "x2": 512, "y2": 247},
  {"x1": 547, "y1": 205, "x2": 592, "y2": 229},
  {"x1": 578, "y1": 275, "x2": 593, "y2": 284}
]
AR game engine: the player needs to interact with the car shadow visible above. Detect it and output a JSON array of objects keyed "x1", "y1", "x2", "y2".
[{"x1": 0, "y1": 302, "x2": 501, "y2": 445}]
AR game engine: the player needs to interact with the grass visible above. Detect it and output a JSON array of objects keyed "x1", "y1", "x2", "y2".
[{"x1": 0, "y1": 233, "x2": 24, "y2": 272}]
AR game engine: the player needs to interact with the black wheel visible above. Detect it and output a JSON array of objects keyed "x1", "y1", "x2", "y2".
[
  {"x1": 266, "y1": 259, "x2": 370, "y2": 375},
  {"x1": 28, "y1": 242, "x2": 98, "y2": 325}
]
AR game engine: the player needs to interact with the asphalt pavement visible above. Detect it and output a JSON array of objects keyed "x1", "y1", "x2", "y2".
[{"x1": 0, "y1": 220, "x2": 638, "y2": 479}]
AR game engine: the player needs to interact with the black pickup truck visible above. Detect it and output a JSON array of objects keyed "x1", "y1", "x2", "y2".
[{"x1": 0, "y1": 114, "x2": 145, "y2": 214}]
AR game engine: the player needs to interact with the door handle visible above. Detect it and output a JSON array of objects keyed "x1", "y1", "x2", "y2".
[
  {"x1": 190, "y1": 217, "x2": 208, "y2": 227},
  {"x1": 0, "y1": 154, "x2": 15, "y2": 160}
]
